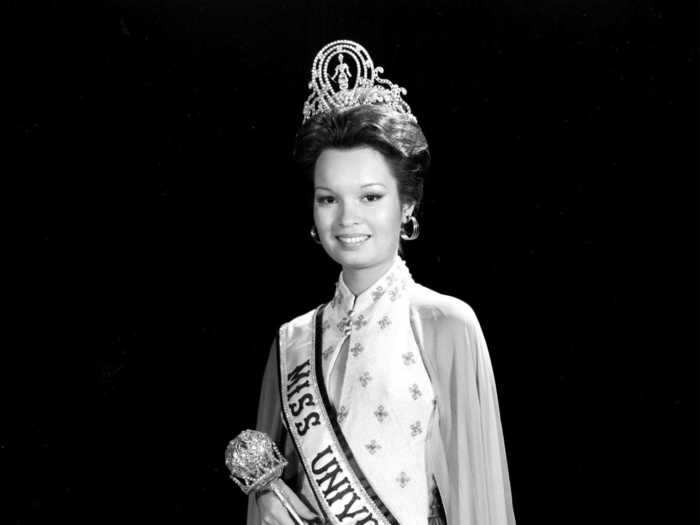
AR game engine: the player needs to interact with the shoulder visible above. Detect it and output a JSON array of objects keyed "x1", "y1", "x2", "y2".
[
  {"x1": 278, "y1": 305, "x2": 321, "y2": 346},
  {"x1": 407, "y1": 282, "x2": 481, "y2": 332},
  {"x1": 407, "y1": 283, "x2": 489, "y2": 369}
]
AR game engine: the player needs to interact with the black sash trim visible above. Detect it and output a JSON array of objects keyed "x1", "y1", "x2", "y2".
[{"x1": 314, "y1": 305, "x2": 400, "y2": 525}]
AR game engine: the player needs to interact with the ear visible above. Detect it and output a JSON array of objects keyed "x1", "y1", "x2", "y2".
[{"x1": 401, "y1": 201, "x2": 416, "y2": 222}]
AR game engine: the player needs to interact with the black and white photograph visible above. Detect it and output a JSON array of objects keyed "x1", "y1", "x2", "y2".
[{"x1": 7, "y1": 1, "x2": 698, "y2": 524}]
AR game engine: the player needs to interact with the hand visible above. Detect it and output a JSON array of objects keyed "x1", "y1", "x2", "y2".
[{"x1": 256, "y1": 479, "x2": 321, "y2": 524}]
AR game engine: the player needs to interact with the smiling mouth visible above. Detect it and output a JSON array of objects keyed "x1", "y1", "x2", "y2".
[{"x1": 336, "y1": 235, "x2": 371, "y2": 246}]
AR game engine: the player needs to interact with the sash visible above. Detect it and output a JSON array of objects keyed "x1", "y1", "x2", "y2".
[{"x1": 278, "y1": 305, "x2": 400, "y2": 525}]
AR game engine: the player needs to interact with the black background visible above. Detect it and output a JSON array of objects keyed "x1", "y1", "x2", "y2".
[{"x1": 7, "y1": 1, "x2": 699, "y2": 524}]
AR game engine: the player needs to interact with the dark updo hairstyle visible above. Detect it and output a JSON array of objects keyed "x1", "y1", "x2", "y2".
[{"x1": 293, "y1": 104, "x2": 430, "y2": 214}]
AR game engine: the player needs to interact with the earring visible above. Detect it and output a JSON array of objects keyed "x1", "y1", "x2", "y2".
[
  {"x1": 400, "y1": 216, "x2": 420, "y2": 241},
  {"x1": 310, "y1": 225, "x2": 322, "y2": 244}
]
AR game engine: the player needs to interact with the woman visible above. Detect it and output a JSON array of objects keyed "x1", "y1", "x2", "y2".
[{"x1": 247, "y1": 40, "x2": 515, "y2": 525}]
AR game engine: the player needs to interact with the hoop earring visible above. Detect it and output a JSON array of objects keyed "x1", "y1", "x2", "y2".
[
  {"x1": 400, "y1": 216, "x2": 420, "y2": 241},
  {"x1": 310, "y1": 225, "x2": 322, "y2": 244}
]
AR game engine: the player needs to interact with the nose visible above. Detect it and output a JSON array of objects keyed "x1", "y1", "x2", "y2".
[{"x1": 338, "y1": 200, "x2": 360, "y2": 227}]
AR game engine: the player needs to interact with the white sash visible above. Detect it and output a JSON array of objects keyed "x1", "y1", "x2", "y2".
[{"x1": 279, "y1": 306, "x2": 400, "y2": 525}]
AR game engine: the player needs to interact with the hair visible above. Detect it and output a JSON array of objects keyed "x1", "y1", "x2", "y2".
[{"x1": 293, "y1": 104, "x2": 430, "y2": 213}]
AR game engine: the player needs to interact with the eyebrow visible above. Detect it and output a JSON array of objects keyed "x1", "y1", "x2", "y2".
[{"x1": 314, "y1": 183, "x2": 387, "y2": 191}]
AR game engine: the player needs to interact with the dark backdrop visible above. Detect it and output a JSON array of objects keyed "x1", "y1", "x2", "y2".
[{"x1": 7, "y1": 1, "x2": 699, "y2": 524}]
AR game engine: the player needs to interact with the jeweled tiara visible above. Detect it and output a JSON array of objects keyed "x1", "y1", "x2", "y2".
[{"x1": 301, "y1": 39, "x2": 417, "y2": 124}]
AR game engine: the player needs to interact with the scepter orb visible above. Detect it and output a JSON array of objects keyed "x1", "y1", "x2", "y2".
[{"x1": 225, "y1": 429, "x2": 305, "y2": 524}]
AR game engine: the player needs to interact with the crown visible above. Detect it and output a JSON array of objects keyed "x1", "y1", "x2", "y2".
[
  {"x1": 302, "y1": 39, "x2": 417, "y2": 124},
  {"x1": 224, "y1": 429, "x2": 288, "y2": 495}
]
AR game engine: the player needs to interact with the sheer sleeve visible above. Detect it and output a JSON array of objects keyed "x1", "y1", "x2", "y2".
[
  {"x1": 245, "y1": 338, "x2": 302, "y2": 525},
  {"x1": 413, "y1": 295, "x2": 516, "y2": 524}
]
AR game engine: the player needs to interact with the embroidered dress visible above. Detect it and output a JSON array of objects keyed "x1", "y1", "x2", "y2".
[
  {"x1": 311, "y1": 256, "x2": 435, "y2": 524},
  {"x1": 247, "y1": 256, "x2": 516, "y2": 525}
]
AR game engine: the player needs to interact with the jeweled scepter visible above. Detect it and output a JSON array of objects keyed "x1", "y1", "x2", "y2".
[{"x1": 225, "y1": 429, "x2": 304, "y2": 525}]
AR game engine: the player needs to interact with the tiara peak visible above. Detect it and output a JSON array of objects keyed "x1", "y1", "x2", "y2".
[{"x1": 302, "y1": 40, "x2": 417, "y2": 124}]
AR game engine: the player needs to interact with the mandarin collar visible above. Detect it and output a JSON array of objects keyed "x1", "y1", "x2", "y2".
[{"x1": 329, "y1": 255, "x2": 413, "y2": 322}]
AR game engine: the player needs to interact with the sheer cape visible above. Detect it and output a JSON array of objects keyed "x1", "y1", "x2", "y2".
[{"x1": 246, "y1": 282, "x2": 516, "y2": 525}]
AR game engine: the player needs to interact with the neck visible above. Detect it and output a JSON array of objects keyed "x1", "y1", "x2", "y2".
[{"x1": 342, "y1": 257, "x2": 396, "y2": 297}]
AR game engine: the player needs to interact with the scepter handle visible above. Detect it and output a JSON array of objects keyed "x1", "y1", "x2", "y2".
[{"x1": 269, "y1": 479, "x2": 305, "y2": 525}]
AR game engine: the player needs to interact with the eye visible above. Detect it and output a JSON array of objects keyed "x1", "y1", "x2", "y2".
[
  {"x1": 315, "y1": 195, "x2": 336, "y2": 205},
  {"x1": 362, "y1": 193, "x2": 384, "y2": 203}
]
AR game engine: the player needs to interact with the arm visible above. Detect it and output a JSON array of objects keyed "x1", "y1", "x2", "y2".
[
  {"x1": 417, "y1": 298, "x2": 516, "y2": 524},
  {"x1": 245, "y1": 338, "x2": 319, "y2": 525},
  {"x1": 246, "y1": 339, "x2": 284, "y2": 524}
]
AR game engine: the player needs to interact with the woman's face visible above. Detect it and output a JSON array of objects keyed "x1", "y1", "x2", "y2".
[{"x1": 313, "y1": 146, "x2": 414, "y2": 277}]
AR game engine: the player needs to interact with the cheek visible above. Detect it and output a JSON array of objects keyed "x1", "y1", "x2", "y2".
[
  {"x1": 375, "y1": 203, "x2": 402, "y2": 234},
  {"x1": 313, "y1": 206, "x2": 333, "y2": 232}
]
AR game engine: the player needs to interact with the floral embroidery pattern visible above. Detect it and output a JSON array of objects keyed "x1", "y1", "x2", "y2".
[
  {"x1": 352, "y1": 314, "x2": 368, "y2": 330},
  {"x1": 374, "y1": 405, "x2": 388, "y2": 422},
  {"x1": 372, "y1": 286, "x2": 386, "y2": 302},
  {"x1": 365, "y1": 440, "x2": 381, "y2": 455},
  {"x1": 410, "y1": 421, "x2": 422, "y2": 437},
  {"x1": 322, "y1": 346, "x2": 334, "y2": 360},
  {"x1": 322, "y1": 320, "x2": 331, "y2": 333},
  {"x1": 359, "y1": 372, "x2": 372, "y2": 387},
  {"x1": 337, "y1": 405, "x2": 349, "y2": 424},
  {"x1": 402, "y1": 352, "x2": 415, "y2": 365},
  {"x1": 396, "y1": 472, "x2": 410, "y2": 488},
  {"x1": 386, "y1": 273, "x2": 396, "y2": 286},
  {"x1": 389, "y1": 287, "x2": 400, "y2": 302},
  {"x1": 378, "y1": 315, "x2": 392, "y2": 329},
  {"x1": 331, "y1": 287, "x2": 344, "y2": 309},
  {"x1": 337, "y1": 317, "x2": 352, "y2": 334},
  {"x1": 350, "y1": 342, "x2": 364, "y2": 357},
  {"x1": 409, "y1": 383, "x2": 422, "y2": 400}
]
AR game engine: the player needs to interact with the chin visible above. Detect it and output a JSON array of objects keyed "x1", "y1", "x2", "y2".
[{"x1": 331, "y1": 251, "x2": 375, "y2": 269}]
